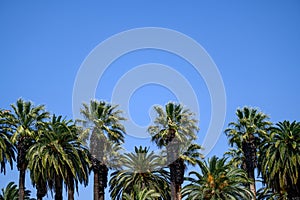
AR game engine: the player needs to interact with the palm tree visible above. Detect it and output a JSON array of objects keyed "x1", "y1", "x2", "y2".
[
  {"x1": 109, "y1": 146, "x2": 171, "y2": 200},
  {"x1": 148, "y1": 102, "x2": 200, "y2": 200},
  {"x1": 0, "y1": 109, "x2": 15, "y2": 174},
  {"x1": 123, "y1": 185, "x2": 161, "y2": 200},
  {"x1": 27, "y1": 115, "x2": 90, "y2": 200},
  {"x1": 80, "y1": 100, "x2": 126, "y2": 200},
  {"x1": 6, "y1": 99, "x2": 49, "y2": 200},
  {"x1": 0, "y1": 182, "x2": 34, "y2": 200},
  {"x1": 182, "y1": 156, "x2": 253, "y2": 200},
  {"x1": 259, "y1": 120, "x2": 300, "y2": 199},
  {"x1": 224, "y1": 106, "x2": 271, "y2": 199}
]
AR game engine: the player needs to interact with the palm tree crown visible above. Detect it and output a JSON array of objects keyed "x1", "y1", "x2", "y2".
[
  {"x1": 259, "y1": 120, "x2": 300, "y2": 198},
  {"x1": 27, "y1": 115, "x2": 90, "y2": 200},
  {"x1": 80, "y1": 100, "x2": 126, "y2": 163},
  {"x1": 182, "y1": 156, "x2": 253, "y2": 200},
  {"x1": 109, "y1": 146, "x2": 170, "y2": 200},
  {"x1": 148, "y1": 102, "x2": 198, "y2": 149}
]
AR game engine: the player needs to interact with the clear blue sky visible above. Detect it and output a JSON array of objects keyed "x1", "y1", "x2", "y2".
[{"x1": 1, "y1": 1, "x2": 300, "y2": 199}]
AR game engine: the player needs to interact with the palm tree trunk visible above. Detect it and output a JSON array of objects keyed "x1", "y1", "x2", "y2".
[
  {"x1": 99, "y1": 164, "x2": 108, "y2": 200},
  {"x1": 68, "y1": 188, "x2": 74, "y2": 200},
  {"x1": 18, "y1": 140, "x2": 27, "y2": 200},
  {"x1": 170, "y1": 181, "x2": 176, "y2": 200},
  {"x1": 54, "y1": 175, "x2": 63, "y2": 200},
  {"x1": 94, "y1": 169, "x2": 99, "y2": 200},
  {"x1": 18, "y1": 162, "x2": 26, "y2": 200},
  {"x1": 170, "y1": 159, "x2": 184, "y2": 200},
  {"x1": 67, "y1": 178, "x2": 74, "y2": 200},
  {"x1": 243, "y1": 162, "x2": 256, "y2": 200},
  {"x1": 167, "y1": 128, "x2": 183, "y2": 200},
  {"x1": 36, "y1": 191, "x2": 44, "y2": 200},
  {"x1": 175, "y1": 184, "x2": 182, "y2": 200},
  {"x1": 242, "y1": 139, "x2": 257, "y2": 200},
  {"x1": 248, "y1": 170, "x2": 256, "y2": 200},
  {"x1": 287, "y1": 177, "x2": 300, "y2": 199},
  {"x1": 36, "y1": 179, "x2": 47, "y2": 200},
  {"x1": 92, "y1": 158, "x2": 108, "y2": 200},
  {"x1": 170, "y1": 181, "x2": 182, "y2": 200}
]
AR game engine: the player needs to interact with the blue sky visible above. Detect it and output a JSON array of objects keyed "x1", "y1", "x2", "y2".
[{"x1": 1, "y1": 1, "x2": 300, "y2": 199}]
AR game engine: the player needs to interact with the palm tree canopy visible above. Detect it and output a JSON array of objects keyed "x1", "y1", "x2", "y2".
[
  {"x1": 225, "y1": 107, "x2": 271, "y2": 148},
  {"x1": 259, "y1": 120, "x2": 300, "y2": 196},
  {"x1": 182, "y1": 156, "x2": 253, "y2": 200},
  {"x1": 9, "y1": 99, "x2": 50, "y2": 141},
  {"x1": 148, "y1": 102, "x2": 198, "y2": 148},
  {"x1": 0, "y1": 182, "x2": 34, "y2": 200},
  {"x1": 5, "y1": 99, "x2": 50, "y2": 167},
  {"x1": 0, "y1": 109, "x2": 15, "y2": 174},
  {"x1": 80, "y1": 100, "x2": 126, "y2": 144},
  {"x1": 148, "y1": 102, "x2": 199, "y2": 164},
  {"x1": 225, "y1": 107, "x2": 272, "y2": 145},
  {"x1": 27, "y1": 115, "x2": 90, "y2": 195},
  {"x1": 224, "y1": 107, "x2": 271, "y2": 168},
  {"x1": 109, "y1": 146, "x2": 170, "y2": 200},
  {"x1": 80, "y1": 100, "x2": 126, "y2": 164}
]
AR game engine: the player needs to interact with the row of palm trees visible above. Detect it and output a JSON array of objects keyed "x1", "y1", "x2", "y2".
[{"x1": 0, "y1": 98, "x2": 299, "y2": 199}]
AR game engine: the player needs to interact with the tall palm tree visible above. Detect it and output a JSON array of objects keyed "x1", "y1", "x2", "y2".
[
  {"x1": 27, "y1": 115, "x2": 90, "y2": 200},
  {"x1": 148, "y1": 102, "x2": 200, "y2": 200},
  {"x1": 182, "y1": 156, "x2": 253, "y2": 200},
  {"x1": 6, "y1": 99, "x2": 49, "y2": 200},
  {"x1": 224, "y1": 106, "x2": 271, "y2": 199},
  {"x1": 0, "y1": 109, "x2": 15, "y2": 174},
  {"x1": 259, "y1": 120, "x2": 300, "y2": 199},
  {"x1": 0, "y1": 182, "x2": 34, "y2": 200},
  {"x1": 109, "y1": 146, "x2": 170, "y2": 200},
  {"x1": 80, "y1": 100, "x2": 126, "y2": 200}
]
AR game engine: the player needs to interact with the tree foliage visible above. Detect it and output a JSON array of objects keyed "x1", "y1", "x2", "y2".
[
  {"x1": 182, "y1": 156, "x2": 253, "y2": 200},
  {"x1": 259, "y1": 120, "x2": 300, "y2": 198},
  {"x1": 109, "y1": 146, "x2": 170, "y2": 200}
]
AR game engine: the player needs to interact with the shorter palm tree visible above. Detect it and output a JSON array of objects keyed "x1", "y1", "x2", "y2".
[
  {"x1": 259, "y1": 120, "x2": 300, "y2": 199},
  {"x1": 109, "y1": 146, "x2": 170, "y2": 200},
  {"x1": 27, "y1": 115, "x2": 90, "y2": 200},
  {"x1": 0, "y1": 182, "x2": 34, "y2": 200},
  {"x1": 182, "y1": 156, "x2": 253, "y2": 200}
]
